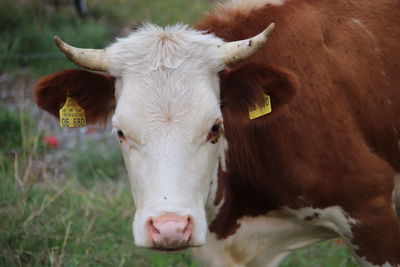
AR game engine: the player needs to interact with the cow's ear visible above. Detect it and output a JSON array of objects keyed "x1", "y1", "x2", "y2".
[
  {"x1": 220, "y1": 63, "x2": 298, "y2": 123},
  {"x1": 34, "y1": 69, "x2": 116, "y2": 125}
]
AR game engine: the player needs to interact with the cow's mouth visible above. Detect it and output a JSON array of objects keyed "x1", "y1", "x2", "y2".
[
  {"x1": 150, "y1": 246, "x2": 189, "y2": 253},
  {"x1": 150, "y1": 242, "x2": 202, "y2": 253},
  {"x1": 150, "y1": 238, "x2": 191, "y2": 252}
]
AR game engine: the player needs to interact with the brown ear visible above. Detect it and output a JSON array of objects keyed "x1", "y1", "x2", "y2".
[
  {"x1": 220, "y1": 63, "x2": 298, "y2": 123},
  {"x1": 33, "y1": 69, "x2": 116, "y2": 125}
]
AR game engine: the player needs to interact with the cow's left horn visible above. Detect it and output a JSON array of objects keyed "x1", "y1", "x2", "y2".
[
  {"x1": 53, "y1": 36, "x2": 109, "y2": 72},
  {"x1": 221, "y1": 23, "x2": 275, "y2": 65}
]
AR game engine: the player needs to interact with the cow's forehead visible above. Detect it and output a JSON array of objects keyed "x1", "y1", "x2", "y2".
[
  {"x1": 112, "y1": 72, "x2": 221, "y2": 145},
  {"x1": 114, "y1": 82, "x2": 219, "y2": 128}
]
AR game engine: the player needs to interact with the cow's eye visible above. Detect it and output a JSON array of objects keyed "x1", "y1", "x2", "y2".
[
  {"x1": 116, "y1": 129, "x2": 125, "y2": 142},
  {"x1": 211, "y1": 124, "x2": 220, "y2": 134},
  {"x1": 117, "y1": 129, "x2": 124, "y2": 138},
  {"x1": 207, "y1": 119, "x2": 222, "y2": 144}
]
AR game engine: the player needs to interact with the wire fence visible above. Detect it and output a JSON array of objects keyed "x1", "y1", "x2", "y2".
[{"x1": 0, "y1": 53, "x2": 64, "y2": 60}]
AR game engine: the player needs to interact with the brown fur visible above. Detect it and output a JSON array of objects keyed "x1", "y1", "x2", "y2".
[
  {"x1": 34, "y1": 69, "x2": 115, "y2": 125},
  {"x1": 197, "y1": 0, "x2": 400, "y2": 264}
]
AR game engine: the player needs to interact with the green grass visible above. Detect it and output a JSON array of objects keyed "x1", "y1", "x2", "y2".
[
  {"x1": 89, "y1": 0, "x2": 211, "y2": 26},
  {"x1": 0, "y1": 105, "x2": 24, "y2": 152},
  {"x1": 69, "y1": 140, "x2": 125, "y2": 188},
  {"x1": 281, "y1": 240, "x2": 357, "y2": 267},
  {"x1": 0, "y1": 0, "x2": 110, "y2": 75},
  {"x1": 0, "y1": 176, "x2": 196, "y2": 266}
]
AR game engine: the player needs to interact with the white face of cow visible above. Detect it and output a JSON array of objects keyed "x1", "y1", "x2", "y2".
[
  {"x1": 52, "y1": 23, "x2": 274, "y2": 250},
  {"x1": 108, "y1": 25, "x2": 227, "y2": 249}
]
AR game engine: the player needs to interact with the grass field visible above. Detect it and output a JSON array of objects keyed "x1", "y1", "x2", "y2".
[{"x1": 1, "y1": 0, "x2": 358, "y2": 266}]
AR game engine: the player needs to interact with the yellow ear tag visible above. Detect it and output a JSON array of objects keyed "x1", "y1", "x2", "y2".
[
  {"x1": 59, "y1": 96, "x2": 86, "y2": 128},
  {"x1": 249, "y1": 94, "x2": 272, "y2": 120}
]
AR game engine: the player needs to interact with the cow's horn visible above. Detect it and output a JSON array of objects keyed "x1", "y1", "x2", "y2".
[
  {"x1": 53, "y1": 36, "x2": 109, "y2": 72},
  {"x1": 221, "y1": 23, "x2": 275, "y2": 65}
]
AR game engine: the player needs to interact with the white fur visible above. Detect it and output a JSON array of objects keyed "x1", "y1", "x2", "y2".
[
  {"x1": 285, "y1": 206, "x2": 358, "y2": 240},
  {"x1": 107, "y1": 25, "x2": 228, "y2": 247},
  {"x1": 356, "y1": 257, "x2": 394, "y2": 267},
  {"x1": 194, "y1": 206, "x2": 357, "y2": 267},
  {"x1": 206, "y1": 136, "x2": 228, "y2": 223}
]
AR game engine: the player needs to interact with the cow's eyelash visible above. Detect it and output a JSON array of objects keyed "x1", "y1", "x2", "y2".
[{"x1": 112, "y1": 128, "x2": 144, "y2": 147}]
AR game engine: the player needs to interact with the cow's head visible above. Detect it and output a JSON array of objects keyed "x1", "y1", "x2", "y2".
[{"x1": 34, "y1": 23, "x2": 281, "y2": 250}]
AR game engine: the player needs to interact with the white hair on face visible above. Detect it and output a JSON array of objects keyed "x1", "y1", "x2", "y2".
[
  {"x1": 107, "y1": 23, "x2": 228, "y2": 248},
  {"x1": 107, "y1": 24, "x2": 225, "y2": 76}
]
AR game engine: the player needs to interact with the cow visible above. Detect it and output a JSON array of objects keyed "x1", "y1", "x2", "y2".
[{"x1": 33, "y1": 0, "x2": 400, "y2": 266}]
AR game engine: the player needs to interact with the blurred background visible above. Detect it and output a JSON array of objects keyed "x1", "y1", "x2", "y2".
[{"x1": 0, "y1": 0, "x2": 357, "y2": 266}]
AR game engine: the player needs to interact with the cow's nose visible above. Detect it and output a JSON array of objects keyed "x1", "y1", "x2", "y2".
[{"x1": 146, "y1": 213, "x2": 193, "y2": 249}]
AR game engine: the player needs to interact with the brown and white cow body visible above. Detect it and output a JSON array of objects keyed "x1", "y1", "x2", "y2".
[{"x1": 34, "y1": 0, "x2": 400, "y2": 266}]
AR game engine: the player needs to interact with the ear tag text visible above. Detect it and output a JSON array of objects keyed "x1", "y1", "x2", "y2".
[
  {"x1": 249, "y1": 94, "x2": 272, "y2": 120},
  {"x1": 59, "y1": 96, "x2": 86, "y2": 128}
]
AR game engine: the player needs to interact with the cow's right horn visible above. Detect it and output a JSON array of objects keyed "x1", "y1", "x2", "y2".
[
  {"x1": 53, "y1": 36, "x2": 109, "y2": 72},
  {"x1": 221, "y1": 23, "x2": 275, "y2": 65}
]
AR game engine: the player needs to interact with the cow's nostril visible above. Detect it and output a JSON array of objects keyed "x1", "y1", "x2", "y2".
[
  {"x1": 149, "y1": 219, "x2": 160, "y2": 235},
  {"x1": 183, "y1": 216, "x2": 193, "y2": 236}
]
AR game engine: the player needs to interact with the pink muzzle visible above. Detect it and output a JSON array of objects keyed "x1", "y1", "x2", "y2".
[{"x1": 146, "y1": 213, "x2": 194, "y2": 250}]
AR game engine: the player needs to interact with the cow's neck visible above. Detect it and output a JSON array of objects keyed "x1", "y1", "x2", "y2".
[{"x1": 207, "y1": 129, "x2": 299, "y2": 239}]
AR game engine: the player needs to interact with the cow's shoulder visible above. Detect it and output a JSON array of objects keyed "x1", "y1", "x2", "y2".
[{"x1": 195, "y1": 206, "x2": 357, "y2": 267}]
